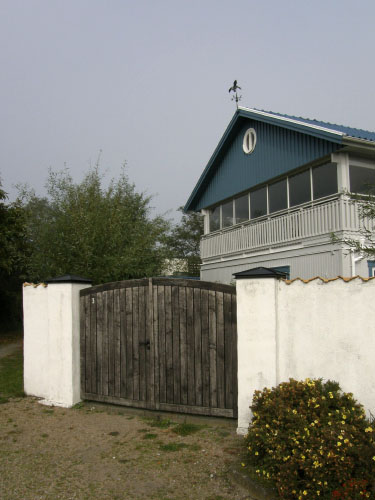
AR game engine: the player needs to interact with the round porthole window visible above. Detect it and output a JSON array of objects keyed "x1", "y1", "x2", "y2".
[{"x1": 243, "y1": 128, "x2": 257, "y2": 154}]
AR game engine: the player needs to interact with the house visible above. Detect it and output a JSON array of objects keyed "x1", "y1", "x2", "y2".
[{"x1": 185, "y1": 107, "x2": 375, "y2": 283}]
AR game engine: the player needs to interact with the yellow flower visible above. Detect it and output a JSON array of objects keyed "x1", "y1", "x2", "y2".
[
  {"x1": 292, "y1": 410, "x2": 297, "y2": 414},
  {"x1": 337, "y1": 442, "x2": 342, "y2": 447},
  {"x1": 303, "y1": 491, "x2": 308, "y2": 496},
  {"x1": 241, "y1": 462, "x2": 245, "y2": 467},
  {"x1": 317, "y1": 491, "x2": 320, "y2": 496},
  {"x1": 255, "y1": 451, "x2": 259, "y2": 455},
  {"x1": 329, "y1": 392, "x2": 334, "y2": 399},
  {"x1": 365, "y1": 427, "x2": 373, "y2": 433}
]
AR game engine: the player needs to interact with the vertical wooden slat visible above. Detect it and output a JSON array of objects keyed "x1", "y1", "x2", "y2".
[
  {"x1": 208, "y1": 290, "x2": 217, "y2": 408},
  {"x1": 96, "y1": 292, "x2": 103, "y2": 395},
  {"x1": 148, "y1": 279, "x2": 155, "y2": 405},
  {"x1": 139, "y1": 286, "x2": 146, "y2": 402},
  {"x1": 120, "y1": 288, "x2": 127, "y2": 398},
  {"x1": 165, "y1": 286, "x2": 173, "y2": 404},
  {"x1": 102, "y1": 291, "x2": 109, "y2": 396},
  {"x1": 158, "y1": 286, "x2": 166, "y2": 403},
  {"x1": 193, "y1": 288, "x2": 202, "y2": 407},
  {"x1": 232, "y1": 293, "x2": 238, "y2": 417},
  {"x1": 224, "y1": 292, "x2": 233, "y2": 409},
  {"x1": 172, "y1": 285, "x2": 180, "y2": 404},
  {"x1": 80, "y1": 296, "x2": 86, "y2": 396},
  {"x1": 201, "y1": 289, "x2": 210, "y2": 407},
  {"x1": 132, "y1": 287, "x2": 140, "y2": 400},
  {"x1": 90, "y1": 293, "x2": 97, "y2": 394},
  {"x1": 179, "y1": 287, "x2": 188, "y2": 405},
  {"x1": 186, "y1": 286, "x2": 195, "y2": 406},
  {"x1": 153, "y1": 284, "x2": 159, "y2": 408},
  {"x1": 216, "y1": 292, "x2": 225, "y2": 408},
  {"x1": 125, "y1": 288, "x2": 133, "y2": 399},
  {"x1": 84, "y1": 295, "x2": 91, "y2": 394},
  {"x1": 114, "y1": 289, "x2": 121, "y2": 398},
  {"x1": 107, "y1": 290, "x2": 115, "y2": 397}
]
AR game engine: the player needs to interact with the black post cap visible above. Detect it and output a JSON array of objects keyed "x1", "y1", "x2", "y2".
[
  {"x1": 233, "y1": 267, "x2": 288, "y2": 280},
  {"x1": 45, "y1": 275, "x2": 93, "y2": 284}
]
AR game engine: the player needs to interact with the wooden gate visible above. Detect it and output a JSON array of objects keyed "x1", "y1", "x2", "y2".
[{"x1": 80, "y1": 278, "x2": 237, "y2": 417}]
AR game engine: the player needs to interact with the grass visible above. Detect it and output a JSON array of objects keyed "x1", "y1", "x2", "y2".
[
  {"x1": 159, "y1": 442, "x2": 189, "y2": 452},
  {"x1": 172, "y1": 422, "x2": 203, "y2": 436},
  {"x1": 0, "y1": 350, "x2": 24, "y2": 403}
]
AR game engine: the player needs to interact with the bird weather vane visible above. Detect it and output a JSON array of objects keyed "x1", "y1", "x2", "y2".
[{"x1": 229, "y1": 80, "x2": 242, "y2": 108}]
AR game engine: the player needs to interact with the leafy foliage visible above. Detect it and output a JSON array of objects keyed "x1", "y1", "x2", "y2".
[
  {"x1": 19, "y1": 166, "x2": 170, "y2": 284},
  {"x1": 245, "y1": 378, "x2": 375, "y2": 499},
  {"x1": 164, "y1": 207, "x2": 203, "y2": 276}
]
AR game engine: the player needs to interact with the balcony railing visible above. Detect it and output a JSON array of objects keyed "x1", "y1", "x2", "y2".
[{"x1": 200, "y1": 198, "x2": 373, "y2": 260}]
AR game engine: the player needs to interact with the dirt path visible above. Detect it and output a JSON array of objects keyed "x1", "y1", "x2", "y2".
[
  {"x1": 0, "y1": 398, "x2": 260, "y2": 500},
  {"x1": 0, "y1": 340, "x2": 22, "y2": 359}
]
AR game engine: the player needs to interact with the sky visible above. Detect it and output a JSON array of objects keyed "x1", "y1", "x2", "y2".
[{"x1": 1, "y1": 0, "x2": 375, "y2": 220}]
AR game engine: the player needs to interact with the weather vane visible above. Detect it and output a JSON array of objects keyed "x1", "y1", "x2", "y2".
[{"x1": 228, "y1": 80, "x2": 242, "y2": 108}]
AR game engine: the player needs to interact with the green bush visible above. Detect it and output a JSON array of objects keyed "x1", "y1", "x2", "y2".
[{"x1": 245, "y1": 378, "x2": 375, "y2": 500}]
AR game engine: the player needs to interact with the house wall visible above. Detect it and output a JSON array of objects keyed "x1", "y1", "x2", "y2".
[
  {"x1": 236, "y1": 276, "x2": 375, "y2": 434},
  {"x1": 201, "y1": 240, "x2": 344, "y2": 283}
]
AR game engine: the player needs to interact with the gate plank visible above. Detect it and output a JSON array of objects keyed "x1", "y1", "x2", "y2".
[
  {"x1": 120, "y1": 288, "x2": 127, "y2": 398},
  {"x1": 172, "y1": 285, "x2": 180, "y2": 404},
  {"x1": 80, "y1": 296, "x2": 86, "y2": 396},
  {"x1": 224, "y1": 292, "x2": 233, "y2": 409},
  {"x1": 165, "y1": 286, "x2": 173, "y2": 404},
  {"x1": 179, "y1": 287, "x2": 188, "y2": 406},
  {"x1": 102, "y1": 291, "x2": 109, "y2": 396},
  {"x1": 90, "y1": 293, "x2": 97, "y2": 394},
  {"x1": 193, "y1": 288, "x2": 202, "y2": 407},
  {"x1": 125, "y1": 288, "x2": 133, "y2": 399},
  {"x1": 186, "y1": 286, "x2": 195, "y2": 406},
  {"x1": 201, "y1": 289, "x2": 210, "y2": 408},
  {"x1": 216, "y1": 292, "x2": 225, "y2": 408},
  {"x1": 153, "y1": 284, "x2": 159, "y2": 408},
  {"x1": 114, "y1": 289, "x2": 121, "y2": 398},
  {"x1": 147, "y1": 279, "x2": 154, "y2": 405},
  {"x1": 96, "y1": 292, "x2": 103, "y2": 395},
  {"x1": 84, "y1": 295, "x2": 91, "y2": 394},
  {"x1": 208, "y1": 291, "x2": 217, "y2": 408},
  {"x1": 107, "y1": 290, "x2": 115, "y2": 397},
  {"x1": 157, "y1": 286, "x2": 166, "y2": 404},
  {"x1": 139, "y1": 286, "x2": 146, "y2": 402},
  {"x1": 232, "y1": 293, "x2": 238, "y2": 417},
  {"x1": 132, "y1": 287, "x2": 140, "y2": 401}
]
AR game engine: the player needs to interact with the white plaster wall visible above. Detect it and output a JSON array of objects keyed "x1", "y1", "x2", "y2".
[
  {"x1": 236, "y1": 279, "x2": 278, "y2": 434},
  {"x1": 23, "y1": 282, "x2": 91, "y2": 407},
  {"x1": 236, "y1": 277, "x2": 375, "y2": 434},
  {"x1": 277, "y1": 278, "x2": 375, "y2": 415},
  {"x1": 23, "y1": 285, "x2": 49, "y2": 398}
]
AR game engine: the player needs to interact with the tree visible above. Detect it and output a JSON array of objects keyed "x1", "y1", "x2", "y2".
[
  {"x1": 0, "y1": 178, "x2": 29, "y2": 331},
  {"x1": 19, "y1": 166, "x2": 170, "y2": 284},
  {"x1": 164, "y1": 207, "x2": 203, "y2": 276}
]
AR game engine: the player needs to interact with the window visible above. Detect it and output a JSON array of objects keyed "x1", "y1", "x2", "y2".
[
  {"x1": 234, "y1": 194, "x2": 249, "y2": 224},
  {"x1": 269, "y1": 179, "x2": 287, "y2": 213},
  {"x1": 250, "y1": 186, "x2": 267, "y2": 219},
  {"x1": 222, "y1": 200, "x2": 234, "y2": 228},
  {"x1": 368, "y1": 261, "x2": 375, "y2": 278},
  {"x1": 289, "y1": 170, "x2": 311, "y2": 207},
  {"x1": 209, "y1": 206, "x2": 220, "y2": 232},
  {"x1": 243, "y1": 128, "x2": 257, "y2": 154},
  {"x1": 312, "y1": 162, "x2": 337, "y2": 199},
  {"x1": 349, "y1": 165, "x2": 375, "y2": 194}
]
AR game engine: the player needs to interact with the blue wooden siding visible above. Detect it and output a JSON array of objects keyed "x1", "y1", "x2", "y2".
[{"x1": 189, "y1": 118, "x2": 342, "y2": 211}]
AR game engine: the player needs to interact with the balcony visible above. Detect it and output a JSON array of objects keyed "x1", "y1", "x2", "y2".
[{"x1": 200, "y1": 197, "x2": 372, "y2": 260}]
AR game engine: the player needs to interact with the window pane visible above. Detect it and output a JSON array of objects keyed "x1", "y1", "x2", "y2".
[
  {"x1": 312, "y1": 162, "x2": 337, "y2": 199},
  {"x1": 250, "y1": 187, "x2": 267, "y2": 218},
  {"x1": 234, "y1": 194, "x2": 249, "y2": 224},
  {"x1": 209, "y1": 206, "x2": 220, "y2": 232},
  {"x1": 289, "y1": 170, "x2": 311, "y2": 207},
  {"x1": 350, "y1": 166, "x2": 375, "y2": 194},
  {"x1": 222, "y1": 200, "x2": 234, "y2": 228},
  {"x1": 269, "y1": 179, "x2": 287, "y2": 213}
]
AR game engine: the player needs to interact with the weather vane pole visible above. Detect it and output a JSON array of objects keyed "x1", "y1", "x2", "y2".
[{"x1": 228, "y1": 80, "x2": 242, "y2": 108}]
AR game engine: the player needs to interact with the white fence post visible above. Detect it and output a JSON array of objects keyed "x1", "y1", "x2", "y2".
[
  {"x1": 234, "y1": 268, "x2": 285, "y2": 435},
  {"x1": 23, "y1": 275, "x2": 92, "y2": 407}
]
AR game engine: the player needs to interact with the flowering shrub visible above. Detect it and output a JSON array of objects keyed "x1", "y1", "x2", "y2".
[{"x1": 245, "y1": 379, "x2": 375, "y2": 500}]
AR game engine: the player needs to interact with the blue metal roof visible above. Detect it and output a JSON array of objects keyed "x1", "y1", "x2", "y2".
[{"x1": 257, "y1": 109, "x2": 375, "y2": 142}]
